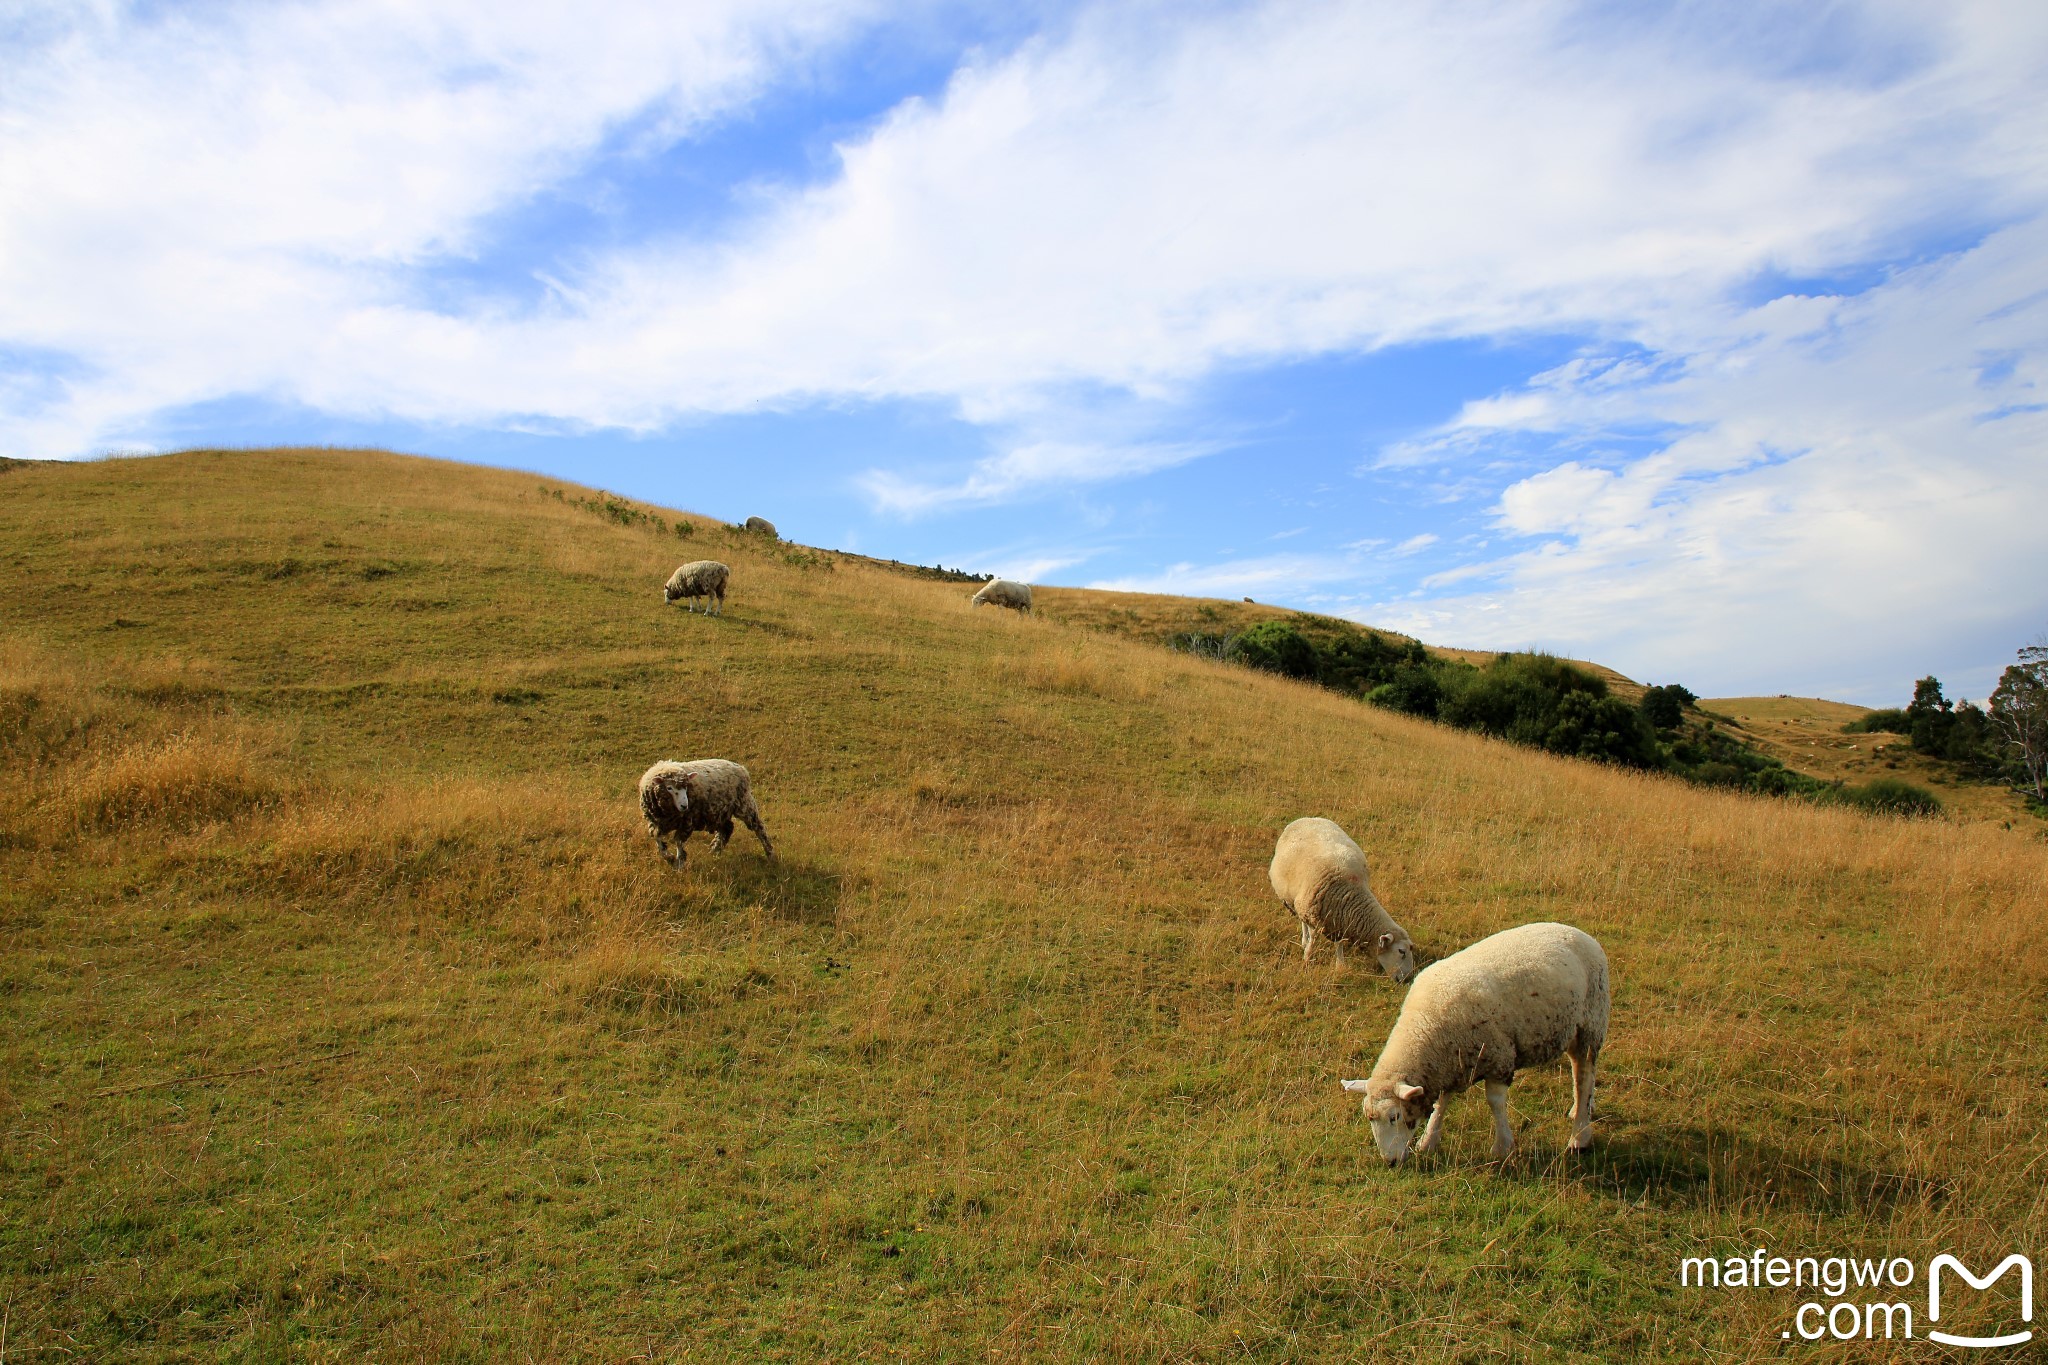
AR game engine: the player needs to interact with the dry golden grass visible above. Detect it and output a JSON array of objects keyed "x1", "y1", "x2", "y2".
[
  {"x1": 54, "y1": 729, "x2": 276, "y2": 831},
  {"x1": 0, "y1": 448, "x2": 2043, "y2": 1361}
]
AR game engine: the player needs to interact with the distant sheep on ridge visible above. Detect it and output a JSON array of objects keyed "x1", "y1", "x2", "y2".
[
  {"x1": 971, "y1": 579, "x2": 1032, "y2": 613},
  {"x1": 664, "y1": 560, "x2": 729, "y2": 615},
  {"x1": 744, "y1": 516, "x2": 778, "y2": 538}
]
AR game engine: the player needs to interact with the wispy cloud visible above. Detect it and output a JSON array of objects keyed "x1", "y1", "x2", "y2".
[
  {"x1": 853, "y1": 436, "x2": 1224, "y2": 515},
  {"x1": 1087, "y1": 552, "x2": 1368, "y2": 599},
  {"x1": 1369, "y1": 217, "x2": 2048, "y2": 698},
  {"x1": 7, "y1": 2, "x2": 2043, "y2": 461}
]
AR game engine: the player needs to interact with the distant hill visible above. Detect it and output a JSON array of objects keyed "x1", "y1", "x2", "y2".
[{"x1": 2, "y1": 448, "x2": 2043, "y2": 1359}]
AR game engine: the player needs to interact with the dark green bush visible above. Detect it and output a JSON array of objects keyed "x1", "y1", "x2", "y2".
[
  {"x1": 1310, "y1": 628, "x2": 1430, "y2": 695},
  {"x1": 1436, "y1": 653, "x2": 1662, "y2": 768},
  {"x1": 1640, "y1": 683, "x2": 1696, "y2": 730},
  {"x1": 1839, "y1": 778, "x2": 1942, "y2": 817},
  {"x1": 1228, "y1": 621, "x2": 1318, "y2": 680},
  {"x1": 1843, "y1": 708, "x2": 1909, "y2": 734},
  {"x1": 1365, "y1": 661, "x2": 1450, "y2": 719}
]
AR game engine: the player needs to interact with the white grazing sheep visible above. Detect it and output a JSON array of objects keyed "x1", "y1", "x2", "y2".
[
  {"x1": 638, "y1": 759, "x2": 775, "y2": 869},
  {"x1": 1268, "y1": 817, "x2": 1415, "y2": 979},
  {"x1": 1342, "y1": 921, "x2": 1610, "y2": 1165},
  {"x1": 663, "y1": 560, "x2": 729, "y2": 615},
  {"x1": 970, "y1": 579, "x2": 1032, "y2": 613},
  {"x1": 744, "y1": 516, "x2": 778, "y2": 538}
]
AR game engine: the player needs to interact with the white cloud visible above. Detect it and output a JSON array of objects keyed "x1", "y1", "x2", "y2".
[
  {"x1": 1367, "y1": 217, "x2": 2048, "y2": 699},
  {"x1": 988, "y1": 552, "x2": 1092, "y2": 582},
  {"x1": 1087, "y1": 553, "x2": 1362, "y2": 599},
  {"x1": 0, "y1": 0, "x2": 880, "y2": 452},
  {"x1": 1391, "y1": 532, "x2": 1440, "y2": 555},
  {"x1": 853, "y1": 435, "x2": 1223, "y2": 515},
  {"x1": 6, "y1": 0, "x2": 2046, "y2": 461}
]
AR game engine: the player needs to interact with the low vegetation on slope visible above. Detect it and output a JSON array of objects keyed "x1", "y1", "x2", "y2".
[
  {"x1": 1099, "y1": 609, "x2": 1938, "y2": 812},
  {"x1": 1, "y1": 449, "x2": 2045, "y2": 1360}
]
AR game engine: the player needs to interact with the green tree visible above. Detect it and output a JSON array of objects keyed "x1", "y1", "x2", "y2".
[
  {"x1": 1989, "y1": 640, "x2": 2048, "y2": 801},
  {"x1": 1640, "y1": 683, "x2": 1696, "y2": 730},
  {"x1": 1907, "y1": 675, "x2": 1955, "y2": 755},
  {"x1": 1228, "y1": 621, "x2": 1317, "y2": 680}
]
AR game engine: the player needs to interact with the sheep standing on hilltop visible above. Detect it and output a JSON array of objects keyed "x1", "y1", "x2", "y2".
[
  {"x1": 1343, "y1": 921, "x2": 1609, "y2": 1165},
  {"x1": 638, "y1": 759, "x2": 775, "y2": 869},
  {"x1": 970, "y1": 579, "x2": 1032, "y2": 613},
  {"x1": 664, "y1": 560, "x2": 729, "y2": 615},
  {"x1": 1268, "y1": 817, "x2": 1415, "y2": 978},
  {"x1": 744, "y1": 516, "x2": 777, "y2": 538}
]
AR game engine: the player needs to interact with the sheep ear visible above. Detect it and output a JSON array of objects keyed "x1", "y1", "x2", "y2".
[
  {"x1": 1377, "y1": 932, "x2": 1394, "y2": 951},
  {"x1": 1394, "y1": 1082, "x2": 1424, "y2": 1102},
  {"x1": 1340, "y1": 1079, "x2": 1370, "y2": 1093}
]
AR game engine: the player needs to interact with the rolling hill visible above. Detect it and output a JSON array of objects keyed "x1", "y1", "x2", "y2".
[{"x1": 3, "y1": 448, "x2": 2044, "y2": 1360}]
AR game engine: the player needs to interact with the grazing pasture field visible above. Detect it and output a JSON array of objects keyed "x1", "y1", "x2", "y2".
[{"x1": 2, "y1": 449, "x2": 2044, "y2": 1361}]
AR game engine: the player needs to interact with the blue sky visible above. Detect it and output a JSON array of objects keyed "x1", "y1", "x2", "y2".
[{"x1": 4, "y1": 1, "x2": 2045, "y2": 703}]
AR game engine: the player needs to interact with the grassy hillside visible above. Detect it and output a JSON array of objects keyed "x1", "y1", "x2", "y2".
[
  {"x1": 1033, "y1": 587, "x2": 1644, "y2": 699},
  {"x1": 3, "y1": 449, "x2": 2045, "y2": 1361},
  {"x1": 1704, "y1": 697, "x2": 2033, "y2": 825}
]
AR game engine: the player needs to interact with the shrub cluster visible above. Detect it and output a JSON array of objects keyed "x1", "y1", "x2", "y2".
[
  {"x1": 1843, "y1": 707, "x2": 1909, "y2": 734},
  {"x1": 1844, "y1": 659, "x2": 2048, "y2": 804},
  {"x1": 541, "y1": 485, "x2": 695, "y2": 539},
  {"x1": 1834, "y1": 777, "x2": 1943, "y2": 818},
  {"x1": 1176, "y1": 618, "x2": 1939, "y2": 810}
]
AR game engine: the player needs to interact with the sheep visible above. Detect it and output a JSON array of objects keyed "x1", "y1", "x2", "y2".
[
  {"x1": 663, "y1": 560, "x2": 729, "y2": 615},
  {"x1": 1268, "y1": 817, "x2": 1415, "y2": 979},
  {"x1": 744, "y1": 516, "x2": 778, "y2": 538},
  {"x1": 638, "y1": 759, "x2": 775, "y2": 869},
  {"x1": 970, "y1": 579, "x2": 1032, "y2": 613},
  {"x1": 1342, "y1": 921, "x2": 1610, "y2": 1166}
]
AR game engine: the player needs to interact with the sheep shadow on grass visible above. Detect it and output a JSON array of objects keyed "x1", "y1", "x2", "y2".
[
  {"x1": 698, "y1": 612, "x2": 810, "y2": 641},
  {"x1": 1512, "y1": 1124, "x2": 1951, "y2": 1218},
  {"x1": 686, "y1": 855, "x2": 847, "y2": 928}
]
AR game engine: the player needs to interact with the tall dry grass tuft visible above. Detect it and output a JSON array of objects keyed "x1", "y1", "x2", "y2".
[
  {"x1": 54, "y1": 730, "x2": 278, "y2": 833},
  {"x1": 991, "y1": 636, "x2": 1169, "y2": 703}
]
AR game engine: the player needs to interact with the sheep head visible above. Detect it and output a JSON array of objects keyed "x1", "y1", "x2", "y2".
[
  {"x1": 1344, "y1": 1077, "x2": 1429, "y2": 1166},
  {"x1": 1375, "y1": 931, "x2": 1417, "y2": 983}
]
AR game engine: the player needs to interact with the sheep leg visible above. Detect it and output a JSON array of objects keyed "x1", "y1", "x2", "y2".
[
  {"x1": 1415, "y1": 1098, "x2": 1447, "y2": 1156},
  {"x1": 711, "y1": 819, "x2": 732, "y2": 853},
  {"x1": 741, "y1": 803, "x2": 775, "y2": 859},
  {"x1": 1567, "y1": 1047, "x2": 1598, "y2": 1152},
  {"x1": 1300, "y1": 921, "x2": 1314, "y2": 961},
  {"x1": 1486, "y1": 1081, "x2": 1515, "y2": 1160},
  {"x1": 1333, "y1": 938, "x2": 1348, "y2": 968}
]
